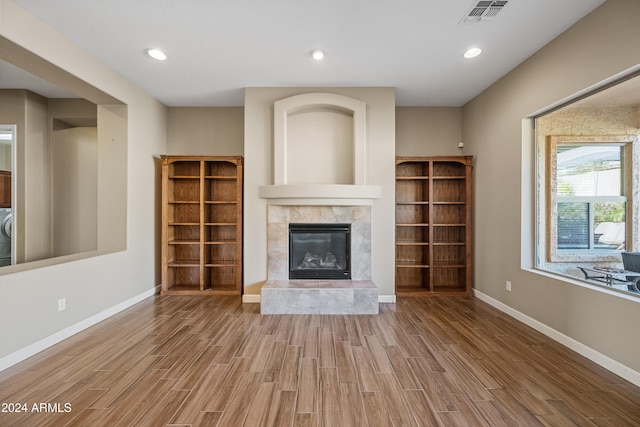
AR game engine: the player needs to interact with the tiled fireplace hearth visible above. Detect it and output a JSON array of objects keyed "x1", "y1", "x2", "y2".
[{"x1": 261, "y1": 205, "x2": 379, "y2": 314}]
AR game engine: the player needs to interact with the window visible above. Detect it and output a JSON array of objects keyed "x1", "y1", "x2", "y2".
[{"x1": 549, "y1": 139, "x2": 629, "y2": 261}]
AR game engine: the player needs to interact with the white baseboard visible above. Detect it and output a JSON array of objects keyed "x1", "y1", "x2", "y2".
[
  {"x1": 0, "y1": 286, "x2": 159, "y2": 372},
  {"x1": 474, "y1": 289, "x2": 640, "y2": 388},
  {"x1": 243, "y1": 294, "x2": 261, "y2": 303},
  {"x1": 242, "y1": 294, "x2": 397, "y2": 304}
]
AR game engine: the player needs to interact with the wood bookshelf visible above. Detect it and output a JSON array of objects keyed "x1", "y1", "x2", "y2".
[
  {"x1": 396, "y1": 156, "x2": 473, "y2": 296},
  {"x1": 161, "y1": 155, "x2": 243, "y2": 295}
]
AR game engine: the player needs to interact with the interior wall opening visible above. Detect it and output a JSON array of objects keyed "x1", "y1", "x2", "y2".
[{"x1": 535, "y1": 72, "x2": 640, "y2": 296}]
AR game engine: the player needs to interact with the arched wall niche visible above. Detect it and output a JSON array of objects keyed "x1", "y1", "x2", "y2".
[{"x1": 273, "y1": 93, "x2": 367, "y2": 186}]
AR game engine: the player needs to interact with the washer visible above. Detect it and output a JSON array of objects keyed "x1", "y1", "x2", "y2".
[{"x1": 0, "y1": 208, "x2": 12, "y2": 266}]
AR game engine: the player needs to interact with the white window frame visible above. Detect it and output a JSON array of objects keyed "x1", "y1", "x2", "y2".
[{"x1": 546, "y1": 135, "x2": 638, "y2": 263}]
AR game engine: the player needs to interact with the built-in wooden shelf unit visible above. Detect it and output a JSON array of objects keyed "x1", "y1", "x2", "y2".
[
  {"x1": 161, "y1": 155, "x2": 243, "y2": 295},
  {"x1": 395, "y1": 156, "x2": 473, "y2": 296}
]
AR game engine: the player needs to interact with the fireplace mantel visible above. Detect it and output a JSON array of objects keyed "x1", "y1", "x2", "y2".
[{"x1": 259, "y1": 184, "x2": 381, "y2": 202}]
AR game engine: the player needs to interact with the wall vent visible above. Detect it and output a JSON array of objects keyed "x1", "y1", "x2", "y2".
[{"x1": 462, "y1": 0, "x2": 508, "y2": 23}]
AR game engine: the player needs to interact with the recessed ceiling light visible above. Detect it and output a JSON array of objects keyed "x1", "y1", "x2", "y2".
[
  {"x1": 464, "y1": 47, "x2": 482, "y2": 59},
  {"x1": 146, "y1": 48, "x2": 167, "y2": 61},
  {"x1": 311, "y1": 49, "x2": 325, "y2": 60}
]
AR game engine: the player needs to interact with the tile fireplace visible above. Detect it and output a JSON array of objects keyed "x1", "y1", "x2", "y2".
[
  {"x1": 249, "y1": 90, "x2": 395, "y2": 311},
  {"x1": 260, "y1": 205, "x2": 378, "y2": 314}
]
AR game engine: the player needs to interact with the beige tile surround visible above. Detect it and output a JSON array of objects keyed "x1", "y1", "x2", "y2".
[
  {"x1": 266, "y1": 205, "x2": 372, "y2": 280},
  {"x1": 261, "y1": 205, "x2": 378, "y2": 314}
]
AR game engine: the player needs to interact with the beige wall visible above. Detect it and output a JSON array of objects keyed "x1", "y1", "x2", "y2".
[
  {"x1": 0, "y1": 0, "x2": 167, "y2": 361},
  {"x1": 49, "y1": 98, "x2": 97, "y2": 128},
  {"x1": 24, "y1": 91, "x2": 50, "y2": 261},
  {"x1": 167, "y1": 107, "x2": 243, "y2": 155},
  {"x1": 396, "y1": 107, "x2": 462, "y2": 156},
  {"x1": 49, "y1": 98, "x2": 99, "y2": 258},
  {"x1": 0, "y1": 144, "x2": 9, "y2": 171},
  {"x1": 0, "y1": 89, "x2": 50, "y2": 262},
  {"x1": 51, "y1": 127, "x2": 98, "y2": 257},
  {"x1": 462, "y1": 0, "x2": 640, "y2": 373},
  {"x1": 287, "y1": 108, "x2": 354, "y2": 185}
]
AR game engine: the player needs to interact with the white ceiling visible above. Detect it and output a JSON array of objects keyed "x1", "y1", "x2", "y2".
[{"x1": 7, "y1": 0, "x2": 606, "y2": 106}]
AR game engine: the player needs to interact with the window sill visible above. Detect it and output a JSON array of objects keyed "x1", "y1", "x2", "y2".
[
  {"x1": 524, "y1": 267, "x2": 640, "y2": 302},
  {"x1": 548, "y1": 252, "x2": 622, "y2": 263}
]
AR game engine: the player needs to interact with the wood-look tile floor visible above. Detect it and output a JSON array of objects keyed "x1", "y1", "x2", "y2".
[{"x1": 1, "y1": 296, "x2": 639, "y2": 426}]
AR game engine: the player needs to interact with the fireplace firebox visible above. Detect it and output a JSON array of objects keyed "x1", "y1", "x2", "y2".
[{"x1": 289, "y1": 223, "x2": 351, "y2": 280}]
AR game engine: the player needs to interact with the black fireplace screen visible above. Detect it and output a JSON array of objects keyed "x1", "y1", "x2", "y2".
[{"x1": 289, "y1": 223, "x2": 351, "y2": 280}]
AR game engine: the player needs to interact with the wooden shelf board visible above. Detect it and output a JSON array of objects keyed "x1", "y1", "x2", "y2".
[
  {"x1": 431, "y1": 288, "x2": 472, "y2": 296},
  {"x1": 396, "y1": 223, "x2": 429, "y2": 227},
  {"x1": 396, "y1": 287, "x2": 470, "y2": 296},
  {"x1": 160, "y1": 285, "x2": 238, "y2": 296},
  {"x1": 205, "y1": 176, "x2": 237, "y2": 180},
  {"x1": 160, "y1": 285, "x2": 207, "y2": 295},
  {"x1": 169, "y1": 239, "x2": 200, "y2": 245},
  {"x1": 205, "y1": 261, "x2": 237, "y2": 267},
  {"x1": 398, "y1": 290, "x2": 471, "y2": 297},
  {"x1": 168, "y1": 261, "x2": 200, "y2": 267},
  {"x1": 396, "y1": 263, "x2": 430, "y2": 268},
  {"x1": 396, "y1": 289, "x2": 431, "y2": 296},
  {"x1": 161, "y1": 284, "x2": 202, "y2": 294},
  {"x1": 205, "y1": 288, "x2": 242, "y2": 295},
  {"x1": 396, "y1": 242, "x2": 429, "y2": 246}
]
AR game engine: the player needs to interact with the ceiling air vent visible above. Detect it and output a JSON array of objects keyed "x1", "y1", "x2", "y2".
[{"x1": 462, "y1": 0, "x2": 509, "y2": 23}]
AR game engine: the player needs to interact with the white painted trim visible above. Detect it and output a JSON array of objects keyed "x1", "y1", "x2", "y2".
[
  {"x1": 378, "y1": 295, "x2": 396, "y2": 303},
  {"x1": 243, "y1": 294, "x2": 261, "y2": 303},
  {"x1": 474, "y1": 289, "x2": 640, "y2": 387},
  {"x1": 260, "y1": 198, "x2": 375, "y2": 207},
  {"x1": 259, "y1": 184, "x2": 381, "y2": 200},
  {"x1": 0, "y1": 286, "x2": 159, "y2": 372}
]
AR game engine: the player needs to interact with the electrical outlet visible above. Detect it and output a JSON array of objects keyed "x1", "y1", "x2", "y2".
[
  {"x1": 58, "y1": 298, "x2": 66, "y2": 312},
  {"x1": 506, "y1": 281, "x2": 512, "y2": 292}
]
